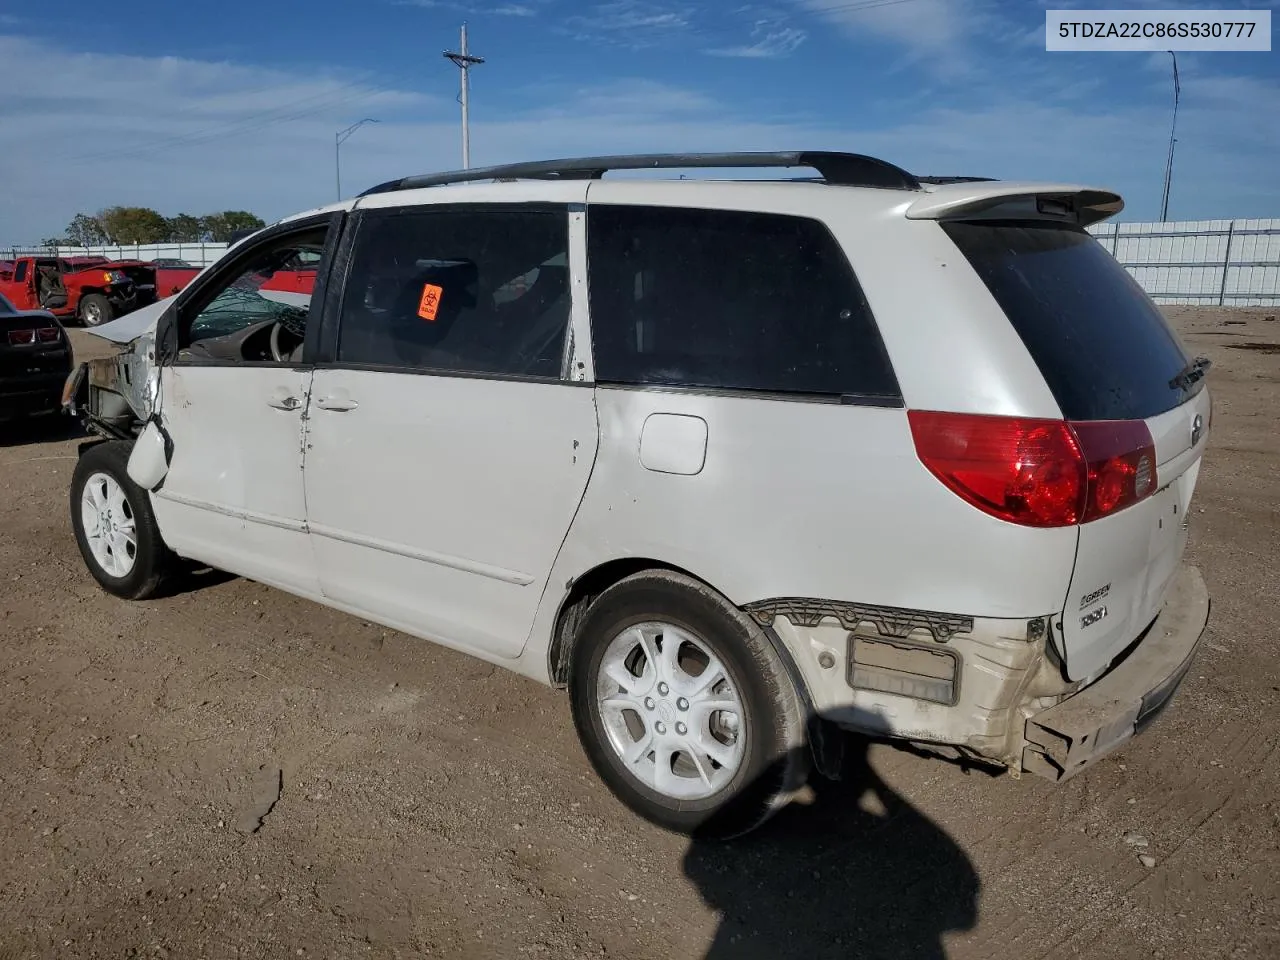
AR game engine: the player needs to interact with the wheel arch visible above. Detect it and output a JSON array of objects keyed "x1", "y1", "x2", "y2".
[
  {"x1": 548, "y1": 557, "x2": 685, "y2": 686},
  {"x1": 547, "y1": 558, "x2": 816, "y2": 709}
]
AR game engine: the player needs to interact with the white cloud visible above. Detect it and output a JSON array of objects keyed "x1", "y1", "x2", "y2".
[
  {"x1": 531, "y1": 78, "x2": 720, "y2": 117},
  {"x1": 792, "y1": 0, "x2": 973, "y2": 53},
  {"x1": 0, "y1": 31, "x2": 1275, "y2": 243},
  {"x1": 707, "y1": 19, "x2": 807, "y2": 58},
  {"x1": 562, "y1": 1, "x2": 694, "y2": 47}
]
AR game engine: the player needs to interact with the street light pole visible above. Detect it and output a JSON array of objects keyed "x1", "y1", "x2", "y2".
[
  {"x1": 335, "y1": 118, "x2": 380, "y2": 201},
  {"x1": 1159, "y1": 50, "x2": 1180, "y2": 222},
  {"x1": 444, "y1": 22, "x2": 485, "y2": 169}
]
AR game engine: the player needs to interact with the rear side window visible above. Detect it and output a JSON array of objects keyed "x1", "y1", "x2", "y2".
[
  {"x1": 337, "y1": 208, "x2": 571, "y2": 380},
  {"x1": 14, "y1": 261, "x2": 27, "y2": 283},
  {"x1": 586, "y1": 205, "x2": 899, "y2": 402},
  {"x1": 942, "y1": 221, "x2": 1192, "y2": 421}
]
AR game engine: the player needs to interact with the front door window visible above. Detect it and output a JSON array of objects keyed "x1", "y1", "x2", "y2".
[{"x1": 178, "y1": 230, "x2": 326, "y2": 364}]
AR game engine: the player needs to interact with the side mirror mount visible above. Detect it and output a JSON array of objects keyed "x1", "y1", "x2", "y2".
[{"x1": 154, "y1": 303, "x2": 180, "y2": 365}]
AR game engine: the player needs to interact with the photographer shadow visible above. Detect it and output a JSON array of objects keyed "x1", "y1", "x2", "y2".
[{"x1": 683, "y1": 729, "x2": 979, "y2": 960}]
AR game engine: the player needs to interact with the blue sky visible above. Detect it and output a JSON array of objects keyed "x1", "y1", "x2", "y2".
[{"x1": 0, "y1": 0, "x2": 1276, "y2": 242}]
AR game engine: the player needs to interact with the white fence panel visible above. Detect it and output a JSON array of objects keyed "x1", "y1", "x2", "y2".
[
  {"x1": 1089, "y1": 218, "x2": 1280, "y2": 305},
  {"x1": 1, "y1": 242, "x2": 229, "y2": 267}
]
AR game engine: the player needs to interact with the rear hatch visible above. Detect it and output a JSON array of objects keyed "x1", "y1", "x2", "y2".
[{"x1": 943, "y1": 220, "x2": 1210, "y2": 681}]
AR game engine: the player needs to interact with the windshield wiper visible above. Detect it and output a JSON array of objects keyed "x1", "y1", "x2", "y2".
[{"x1": 1169, "y1": 355, "x2": 1211, "y2": 391}]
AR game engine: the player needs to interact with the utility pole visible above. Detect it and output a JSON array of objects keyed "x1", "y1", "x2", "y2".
[
  {"x1": 335, "y1": 118, "x2": 379, "y2": 201},
  {"x1": 444, "y1": 22, "x2": 485, "y2": 169},
  {"x1": 1159, "y1": 50, "x2": 1180, "y2": 222}
]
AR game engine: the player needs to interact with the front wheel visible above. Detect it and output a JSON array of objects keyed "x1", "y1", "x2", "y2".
[
  {"x1": 78, "y1": 293, "x2": 113, "y2": 327},
  {"x1": 70, "y1": 441, "x2": 176, "y2": 599},
  {"x1": 569, "y1": 570, "x2": 809, "y2": 839}
]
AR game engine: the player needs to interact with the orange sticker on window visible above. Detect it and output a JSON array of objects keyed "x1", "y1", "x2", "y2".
[{"x1": 417, "y1": 283, "x2": 443, "y2": 321}]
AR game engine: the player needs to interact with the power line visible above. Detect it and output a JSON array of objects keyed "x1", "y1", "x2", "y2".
[
  {"x1": 798, "y1": 0, "x2": 934, "y2": 16},
  {"x1": 56, "y1": 75, "x2": 386, "y2": 166},
  {"x1": 52, "y1": 0, "x2": 935, "y2": 168},
  {"x1": 59, "y1": 84, "x2": 375, "y2": 164}
]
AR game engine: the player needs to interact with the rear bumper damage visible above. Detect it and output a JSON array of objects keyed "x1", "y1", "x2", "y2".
[
  {"x1": 1021, "y1": 563, "x2": 1209, "y2": 781},
  {"x1": 754, "y1": 562, "x2": 1209, "y2": 777}
]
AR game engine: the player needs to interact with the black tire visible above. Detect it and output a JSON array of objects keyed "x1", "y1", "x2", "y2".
[
  {"x1": 79, "y1": 293, "x2": 113, "y2": 327},
  {"x1": 70, "y1": 441, "x2": 176, "y2": 600},
  {"x1": 569, "y1": 570, "x2": 809, "y2": 839}
]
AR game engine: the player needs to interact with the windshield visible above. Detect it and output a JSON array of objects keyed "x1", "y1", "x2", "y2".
[
  {"x1": 0, "y1": 292, "x2": 16, "y2": 314},
  {"x1": 942, "y1": 220, "x2": 1193, "y2": 421}
]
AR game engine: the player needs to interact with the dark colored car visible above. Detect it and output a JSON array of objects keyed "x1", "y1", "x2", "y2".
[{"x1": 0, "y1": 292, "x2": 74, "y2": 421}]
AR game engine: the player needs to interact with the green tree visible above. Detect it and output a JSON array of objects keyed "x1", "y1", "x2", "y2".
[
  {"x1": 64, "y1": 212, "x2": 109, "y2": 246},
  {"x1": 98, "y1": 206, "x2": 170, "y2": 244},
  {"x1": 200, "y1": 210, "x2": 266, "y2": 243},
  {"x1": 166, "y1": 213, "x2": 203, "y2": 242}
]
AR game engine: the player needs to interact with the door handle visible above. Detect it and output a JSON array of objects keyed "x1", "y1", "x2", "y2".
[
  {"x1": 315, "y1": 395, "x2": 358, "y2": 412},
  {"x1": 266, "y1": 389, "x2": 300, "y2": 411}
]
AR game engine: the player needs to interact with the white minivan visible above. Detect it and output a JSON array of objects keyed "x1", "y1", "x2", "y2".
[{"x1": 65, "y1": 152, "x2": 1211, "y2": 837}]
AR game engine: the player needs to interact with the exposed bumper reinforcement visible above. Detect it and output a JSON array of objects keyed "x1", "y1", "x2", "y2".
[{"x1": 1022, "y1": 563, "x2": 1209, "y2": 782}]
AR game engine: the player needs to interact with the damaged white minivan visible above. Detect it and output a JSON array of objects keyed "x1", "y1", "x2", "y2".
[{"x1": 64, "y1": 152, "x2": 1211, "y2": 837}]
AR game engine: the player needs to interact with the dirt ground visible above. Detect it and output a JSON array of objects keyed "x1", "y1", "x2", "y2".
[{"x1": 1, "y1": 306, "x2": 1277, "y2": 960}]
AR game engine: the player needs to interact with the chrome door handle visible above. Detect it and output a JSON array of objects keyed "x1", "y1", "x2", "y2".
[
  {"x1": 315, "y1": 396, "x2": 358, "y2": 412},
  {"x1": 267, "y1": 392, "x2": 300, "y2": 411}
]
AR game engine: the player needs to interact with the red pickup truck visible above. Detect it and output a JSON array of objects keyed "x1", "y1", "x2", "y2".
[{"x1": 0, "y1": 256, "x2": 201, "y2": 327}]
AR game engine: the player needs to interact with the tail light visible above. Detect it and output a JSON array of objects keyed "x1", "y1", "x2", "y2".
[
  {"x1": 908, "y1": 411, "x2": 1157, "y2": 528},
  {"x1": 1071, "y1": 420, "x2": 1157, "y2": 521},
  {"x1": 7, "y1": 327, "x2": 64, "y2": 346}
]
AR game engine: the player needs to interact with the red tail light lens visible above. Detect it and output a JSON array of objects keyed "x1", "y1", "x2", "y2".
[
  {"x1": 1071, "y1": 420, "x2": 1157, "y2": 522},
  {"x1": 909, "y1": 411, "x2": 1157, "y2": 528},
  {"x1": 37, "y1": 326, "x2": 61, "y2": 343},
  {"x1": 908, "y1": 412, "x2": 1085, "y2": 526}
]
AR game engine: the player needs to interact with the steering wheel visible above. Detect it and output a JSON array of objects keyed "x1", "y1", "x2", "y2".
[
  {"x1": 269, "y1": 320, "x2": 288, "y2": 362},
  {"x1": 269, "y1": 320, "x2": 306, "y2": 363},
  {"x1": 266, "y1": 321, "x2": 303, "y2": 363}
]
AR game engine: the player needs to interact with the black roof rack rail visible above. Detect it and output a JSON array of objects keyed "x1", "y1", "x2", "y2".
[
  {"x1": 359, "y1": 151, "x2": 923, "y2": 197},
  {"x1": 915, "y1": 175, "x2": 998, "y2": 185}
]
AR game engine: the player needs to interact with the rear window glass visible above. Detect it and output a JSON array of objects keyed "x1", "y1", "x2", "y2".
[
  {"x1": 586, "y1": 205, "x2": 900, "y2": 402},
  {"x1": 943, "y1": 221, "x2": 1192, "y2": 421}
]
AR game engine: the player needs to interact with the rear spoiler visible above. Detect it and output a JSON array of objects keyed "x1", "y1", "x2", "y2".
[{"x1": 905, "y1": 182, "x2": 1123, "y2": 227}]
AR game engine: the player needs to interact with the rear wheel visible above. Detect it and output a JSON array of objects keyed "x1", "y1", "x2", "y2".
[
  {"x1": 79, "y1": 293, "x2": 113, "y2": 327},
  {"x1": 569, "y1": 570, "x2": 809, "y2": 839},
  {"x1": 70, "y1": 441, "x2": 175, "y2": 599}
]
